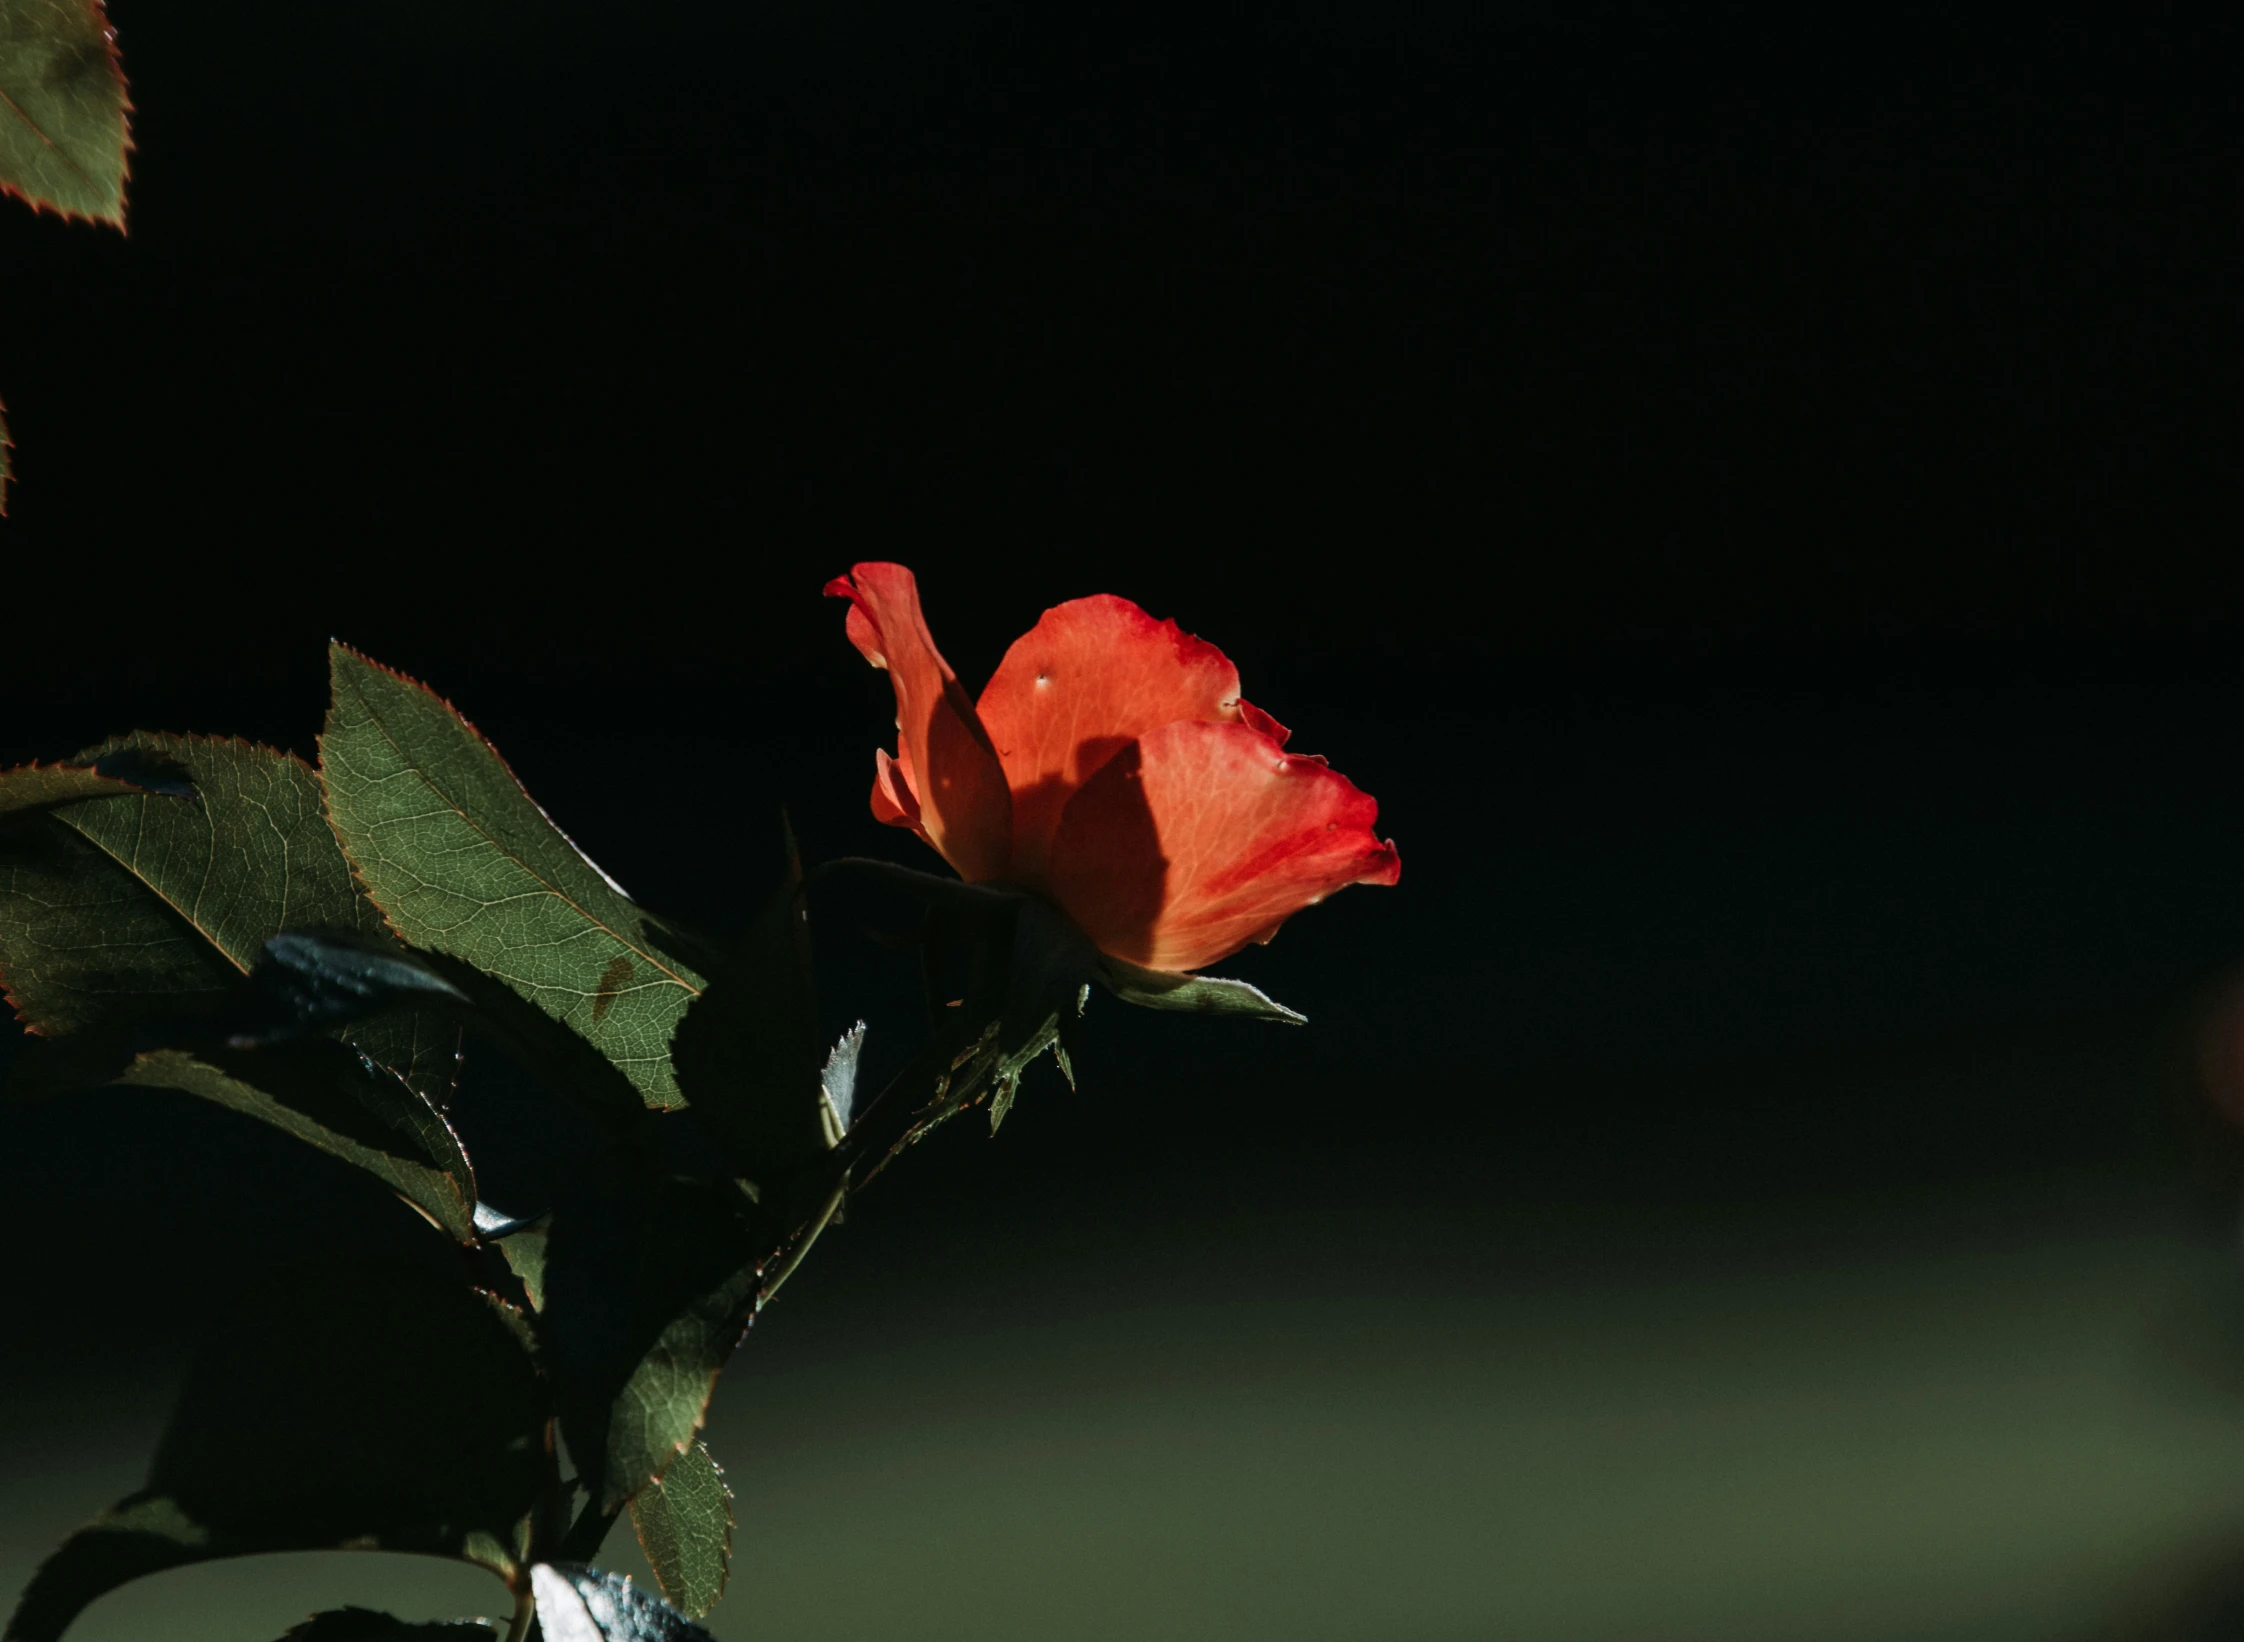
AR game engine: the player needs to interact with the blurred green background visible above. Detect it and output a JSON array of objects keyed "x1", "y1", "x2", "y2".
[{"x1": 15, "y1": 1146, "x2": 2244, "y2": 1641}]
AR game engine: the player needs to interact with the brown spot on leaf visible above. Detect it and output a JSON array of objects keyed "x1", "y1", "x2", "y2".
[{"x1": 592, "y1": 955, "x2": 634, "y2": 1023}]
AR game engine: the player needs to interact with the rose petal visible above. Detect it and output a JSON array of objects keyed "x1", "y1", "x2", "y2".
[
  {"x1": 1044, "y1": 719, "x2": 1400, "y2": 972},
  {"x1": 826, "y1": 564, "x2": 1013, "y2": 882},
  {"x1": 870, "y1": 746, "x2": 919, "y2": 829},
  {"x1": 977, "y1": 594, "x2": 1247, "y2": 882},
  {"x1": 1237, "y1": 700, "x2": 1290, "y2": 747}
]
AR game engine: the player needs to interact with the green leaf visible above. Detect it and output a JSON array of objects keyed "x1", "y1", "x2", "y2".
[
  {"x1": 0, "y1": 0, "x2": 130, "y2": 225},
  {"x1": 115, "y1": 1042, "x2": 479, "y2": 1242},
  {"x1": 627, "y1": 1441, "x2": 732, "y2": 1620},
  {"x1": 0, "y1": 748, "x2": 191, "y2": 816},
  {"x1": 495, "y1": 1212, "x2": 550, "y2": 1311},
  {"x1": 0, "y1": 740, "x2": 475, "y2": 1229},
  {"x1": 0, "y1": 733, "x2": 457, "y2": 1104},
  {"x1": 530, "y1": 1565, "x2": 713, "y2": 1642},
  {"x1": 540, "y1": 1176, "x2": 772, "y2": 1511},
  {"x1": 277, "y1": 1611, "x2": 497, "y2": 1640},
  {"x1": 1094, "y1": 953, "x2": 1306, "y2": 1023},
  {"x1": 4, "y1": 1260, "x2": 550, "y2": 1642},
  {"x1": 0, "y1": 799, "x2": 235, "y2": 1039},
  {"x1": 319, "y1": 644, "x2": 707, "y2": 1111}
]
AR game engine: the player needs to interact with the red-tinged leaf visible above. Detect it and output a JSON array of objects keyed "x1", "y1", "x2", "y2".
[
  {"x1": 320, "y1": 643, "x2": 712, "y2": 1112},
  {"x1": 0, "y1": 0, "x2": 131, "y2": 226}
]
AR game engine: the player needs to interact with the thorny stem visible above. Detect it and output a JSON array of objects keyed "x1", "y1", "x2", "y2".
[
  {"x1": 759, "y1": 1178, "x2": 847, "y2": 1304},
  {"x1": 832, "y1": 1021, "x2": 985, "y2": 1190},
  {"x1": 751, "y1": 1023, "x2": 983, "y2": 1309}
]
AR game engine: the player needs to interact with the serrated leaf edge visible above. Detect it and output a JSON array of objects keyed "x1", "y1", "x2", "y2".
[
  {"x1": 0, "y1": 0, "x2": 135, "y2": 230},
  {"x1": 317, "y1": 642, "x2": 700, "y2": 1000},
  {"x1": 630, "y1": 1440, "x2": 734, "y2": 1618}
]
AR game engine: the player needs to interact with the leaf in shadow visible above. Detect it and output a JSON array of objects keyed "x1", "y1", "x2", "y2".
[
  {"x1": 320, "y1": 644, "x2": 709, "y2": 1112},
  {"x1": 0, "y1": 811, "x2": 238, "y2": 1038},
  {"x1": 413, "y1": 951, "x2": 645, "y2": 1134},
  {"x1": 888, "y1": 888, "x2": 1095, "y2": 1148},
  {"x1": 667, "y1": 836, "x2": 826, "y2": 1194},
  {"x1": 0, "y1": 734, "x2": 456, "y2": 1105},
  {"x1": 236, "y1": 932, "x2": 469, "y2": 1046},
  {"x1": 627, "y1": 1440, "x2": 732, "y2": 1620},
  {"x1": 540, "y1": 1175, "x2": 775, "y2": 1511},
  {"x1": 494, "y1": 1213, "x2": 551, "y2": 1312},
  {"x1": 114, "y1": 1041, "x2": 479, "y2": 1242},
  {"x1": 531, "y1": 1565, "x2": 714, "y2": 1642},
  {"x1": 0, "y1": 925, "x2": 480, "y2": 1239},
  {"x1": 3, "y1": 1260, "x2": 550, "y2": 1642}
]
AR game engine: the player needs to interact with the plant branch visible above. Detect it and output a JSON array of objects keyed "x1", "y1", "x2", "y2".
[
  {"x1": 504, "y1": 1584, "x2": 539, "y2": 1642},
  {"x1": 831, "y1": 1020, "x2": 984, "y2": 1188}
]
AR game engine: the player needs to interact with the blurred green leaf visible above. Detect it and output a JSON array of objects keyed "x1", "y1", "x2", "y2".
[
  {"x1": 541, "y1": 1176, "x2": 771, "y2": 1511},
  {"x1": 277, "y1": 1611, "x2": 497, "y2": 1640},
  {"x1": 320, "y1": 644, "x2": 707, "y2": 1111},
  {"x1": 628, "y1": 1440, "x2": 732, "y2": 1619},
  {"x1": 531, "y1": 1565, "x2": 713, "y2": 1642},
  {"x1": 115, "y1": 1042, "x2": 479, "y2": 1241},
  {"x1": 0, "y1": 733, "x2": 456, "y2": 1104},
  {"x1": 3, "y1": 1261, "x2": 550, "y2": 1642},
  {"x1": 0, "y1": 0, "x2": 130, "y2": 225}
]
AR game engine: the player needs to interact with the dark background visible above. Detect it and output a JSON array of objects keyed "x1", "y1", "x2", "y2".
[{"x1": 5, "y1": 2, "x2": 2244, "y2": 1637}]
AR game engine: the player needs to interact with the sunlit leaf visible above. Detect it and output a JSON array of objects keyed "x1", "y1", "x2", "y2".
[
  {"x1": 0, "y1": 0, "x2": 130, "y2": 225},
  {"x1": 820, "y1": 1021, "x2": 864, "y2": 1140},
  {"x1": 0, "y1": 733, "x2": 457, "y2": 1104},
  {"x1": 276, "y1": 1611, "x2": 497, "y2": 1640},
  {"x1": 320, "y1": 644, "x2": 707, "y2": 1110},
  {"x1": 531, "y1": 1565, "x2": 713, "y2": 1642},
  {"x1": 540, "y1": 1176, "x2": 771, "y2": 1511},
  {"x1": 627, "y1": 1441, "x2": 732, "y2": 1619},
  {"x1": 3, "y1": 1262, "x2": 549, "y2": 1642}
]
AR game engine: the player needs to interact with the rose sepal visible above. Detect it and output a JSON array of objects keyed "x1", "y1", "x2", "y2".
[{"x1": 1091, "y1": 955, "x2": 1306, "y2": 1024}]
